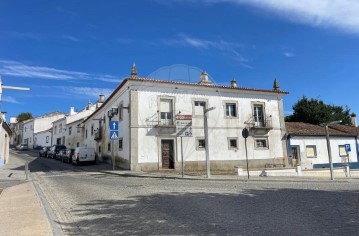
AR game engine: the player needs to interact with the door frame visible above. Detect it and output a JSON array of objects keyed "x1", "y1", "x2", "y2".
[
  {"x1": 158, "y1": 138, "x2": 177, "y2": 169},
  {"x1": 290, "y1": 145, "x2": 301, "y2": 166}
]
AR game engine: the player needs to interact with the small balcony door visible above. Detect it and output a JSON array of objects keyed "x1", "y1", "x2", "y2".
[
  {"x1": 160, "y1": 99, "x2": 173, "y2": 125},
  {"x1": 253, "y1": 105, "x2": 264, "y2": 127}
]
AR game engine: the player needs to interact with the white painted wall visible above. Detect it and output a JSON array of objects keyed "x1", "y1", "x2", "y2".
[
  {"x1": 34, "y1": 130, "x2": 52, "y2": 147},
  {"x1": 289, "y1": 136, "x2": 358, "y2": 169},
  {"x1": 52, "y1": 118, "x2": 66, "y2": 145},
  {"x1": 22, "y1": 119, "x2": 34, "y2": 148}
]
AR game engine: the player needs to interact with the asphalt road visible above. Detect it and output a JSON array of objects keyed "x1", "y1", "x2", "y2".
[{"x1": 8, "y1": 150, "x2": 359, "y2": 236}]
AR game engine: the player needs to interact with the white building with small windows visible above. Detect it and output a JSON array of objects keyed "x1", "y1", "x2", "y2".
[
  {"x1": 52, "y1": 98, "x2": 104, "y2": 149},
  {"x1": 21, "y1": 112, "x2": 65, "y2": 149},
  {"x1": 286, "y1": 122, "x2": 359, "y2": 169},
  {"x1": 82, "y1": 65, "x2": 289, "y2": 171}
]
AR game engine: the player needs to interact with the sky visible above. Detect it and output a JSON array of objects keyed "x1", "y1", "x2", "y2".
[{"x1": 1, "y1": 0, "x2": 359, "y2": 120}]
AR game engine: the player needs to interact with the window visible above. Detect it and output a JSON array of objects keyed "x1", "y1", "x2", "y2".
[
  {"x1": 254, "y1": 138, "x2": 269, "y2": 149},
  {"x1": 119, "y1": 138, "x2": 123, "y2": 150},
  {"x1": 59, "y1": 124, "x2": 62, "y2": 133},
  {"x1": 25, "y1": 127, "x2": 27, "y2": 132},
  {"x1": 225, "y1": 103, "x2": 237, "y2": 117},
  {"x1": 77, "y1": 125, "x2": 81, "y2": 133},
  {"x1": 194, "y1": 101, "x2": 206, "y2": 116},
  {"x1": 306, "y1": 145, "x2": 317, "y2": 158},
  {"x1": 160, "y1": 98, "x2": 173, "y2": 125},
  {"x1": 108, "y1": 142, "x2": 111, "y2": 152},
  {"x1": 54, "y1": 126, "x2": 57, "y2": 134},
  {"x1": 339, "y1": 145, "x2": 348, "y2": 157},
  {"x1": 76, "y1": 142, "x2": 79, "y2": 147},
  {"x1": 228, "y1": 138, "x2": 238, "y2": 149},
  {"x1": 196, "y1": 137, "x2": 205, "y2": 150},
  {"x1": 30, "y1": 137, "x2": 32, "y2": 143},
  {"x1": 91, "y1": 124, "x2": 94, "y2": 136},
  {"x1": 253, "y1": 104, "x2": 264, "y2": 127},
  {"x1": 85, "y1": 129, "x2": 88, "y2": 139},
  {"x1": 68, "y1": 127, "x2": 72, "y2": 135},
  {"x1": 46, "y1": 136, "x2": 49, "y2": 143}
]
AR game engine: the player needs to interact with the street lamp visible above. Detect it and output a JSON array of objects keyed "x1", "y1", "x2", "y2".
[{"x1": 323, "y1": 120, "x2": 342, "y2": 180}]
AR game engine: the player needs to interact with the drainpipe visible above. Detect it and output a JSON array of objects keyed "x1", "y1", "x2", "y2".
[{"x1": 128, "y1": 89, "x2": 132, "y2": 170}]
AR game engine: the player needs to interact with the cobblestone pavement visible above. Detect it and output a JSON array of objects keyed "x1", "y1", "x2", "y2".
[{"x1": 12, "y1": 150, "x2": 359, "y2": 236}]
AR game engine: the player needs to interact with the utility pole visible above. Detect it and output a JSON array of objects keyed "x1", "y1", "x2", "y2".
[
  {"x1": 203, "y1": 106, "x2": 215, "y2": 178},
  {"x1": 0, "y1": 75, "x2": 30, "y2": 167},
  {"x1": 323, "y1": 120, "x2": 342, "y2": 181}
]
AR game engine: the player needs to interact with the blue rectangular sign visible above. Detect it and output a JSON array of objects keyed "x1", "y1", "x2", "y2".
[
  {"x1": 109, "y1": 121, "x2": 119, "y2": 131},
  {"x1": 110, "y1": 130, "x2": 119, "y2": 140},
  {"x1": 345, "y1": 144, "x2": 351, "y2": 152}
]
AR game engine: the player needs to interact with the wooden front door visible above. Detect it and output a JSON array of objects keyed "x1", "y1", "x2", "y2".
[
  {"x1": 290, "y1": 146, "x2": 301, "y2": 166},
  {"x1": 161, "y1": 140, "x2": 174, "y2": 169}
]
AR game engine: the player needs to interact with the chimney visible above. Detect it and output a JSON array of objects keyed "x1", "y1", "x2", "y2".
[
  {"x1": 70, "y1": 107, "x2": 76, "y2": 115},
  {"x1": 351, "y1": 113, "x2": 357, "y2": 126},
  {"x1": 98, "y1": 94, "x2": 105, "y2": 103},
  {"x1": 198, "y1": 71, "x2": 213, "y2": 85},
  {"x1": 231, "y1": 79, "x2": 237, "y2": 88}
]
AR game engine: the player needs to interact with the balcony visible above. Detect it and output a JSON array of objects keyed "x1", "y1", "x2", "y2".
[
  {"x1": 94, "y1": 128, "x2": 102, "y2": 141},
  {"x1": 245, "y1": 116, "x2": 272, "y2": 134},
  {"x1": 155, "y1": 112, "x2": 175, "y2": 128}
]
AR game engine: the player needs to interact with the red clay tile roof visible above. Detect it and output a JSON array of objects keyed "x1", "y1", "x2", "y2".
[
  {"x1": 285, "y1": 122, "x2": 358, "y2": 136},
  {"x1": 131, "y1": 77, "x2": 289, "y2": 94}
]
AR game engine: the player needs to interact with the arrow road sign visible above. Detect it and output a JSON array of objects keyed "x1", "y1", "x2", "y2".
[
  {"x1": 110, "y1": 130, "x2": 119, "y2": 140},
  {"x1": 110, "y1": 121, "x2": 119, "y2": 131}
]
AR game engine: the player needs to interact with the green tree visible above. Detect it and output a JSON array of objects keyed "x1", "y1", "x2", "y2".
[
  {"x1": 17, "y1": 112, "x2": 33, "y2": 122},
  {"x1": 285, "y1": 96, "x2": 351, "y2": 125}
]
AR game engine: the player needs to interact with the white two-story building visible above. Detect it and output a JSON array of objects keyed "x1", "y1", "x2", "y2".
[
  {"x1": 22, "y1": 112, "x2": 65, "y2": 149},
  {"x1": 83, "y1": 65, "x2": 288, "y2": 172},
  {"x1": 52, "y1": 98, "x2": 104, "y2": 148}
]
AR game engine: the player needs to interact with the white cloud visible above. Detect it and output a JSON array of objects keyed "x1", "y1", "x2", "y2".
[
  {"x1": 2, "y1": 96, "x2": 20, "y2": 104},
  {"x1": 62, "y1": 86, "x2": 113, "y2": 98},
  {"x1": 283, "y1": 52, "x2": 295, "y2": 57},
  {"x1": 61, "y1": 34, "x2": 80, "y2": 42},
  {"x1": 0, "y1": 60, "x2": 120, "y2": 82},
  {"x1": 165, "y1": 34, "x2": 250, "y2": 67},
  {"x1": 204, "y1": 0, "x2": 359, "y2": 34}
]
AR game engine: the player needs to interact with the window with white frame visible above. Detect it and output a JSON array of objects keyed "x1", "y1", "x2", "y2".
[
  {"x1": 160, "y1": 98, "x2": 173, "y2": 125},
  {"x1": 68, "y1": 126, "x2": 72, "y2": 135},
  {"x1": 254, "y1": 138, "x2": 269, "y2": 149},
  {"x1": 194, "y1": 101, "x2": 206, "y2": 116},
  {"x1": 225, "y1": 103, "x2": 237, "y2": 117},
  {"x1": 228, "y1": 138, "x2": 238, "y2": 149},
  {"x1": 196, "y1": 137, "x2": 205, "y2": 150},
  {"x1": 339, "y1": 145, "x2": 348, "y2": 157},
  {"x1": 306, "y1": 145, "x2": 317, "y2": 158}
]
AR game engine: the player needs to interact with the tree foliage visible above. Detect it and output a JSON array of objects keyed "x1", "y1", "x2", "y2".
[
  {"x1": 285, "y1": 96, "x2": 352, "y2": 125},
  {"x1": 17, "y1": 112, "x2": 33, "y2": 122}
]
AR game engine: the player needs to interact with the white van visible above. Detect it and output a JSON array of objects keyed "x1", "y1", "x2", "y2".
[{"x1": 72, "y1": 147, "x2": 96, "y2": 165}]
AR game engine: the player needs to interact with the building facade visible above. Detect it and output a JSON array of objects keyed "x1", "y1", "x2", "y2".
[
  {"x1": 83, "y1": 66, "x2": 288, "y2": 171},
  {"x1": 286, "y1": 122, "x2": 359, "y2": 169}
]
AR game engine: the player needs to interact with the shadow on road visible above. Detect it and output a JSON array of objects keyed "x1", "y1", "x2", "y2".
[{"x1": 59, "y1": 188, "x2": 359, "y2": 236}]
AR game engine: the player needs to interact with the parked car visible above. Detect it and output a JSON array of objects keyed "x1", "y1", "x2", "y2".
[
  {"x1": 57, "y1": 149, "x2": 67, "y2": 161},
  {"x1": 39, "y1": 147, "x2": 51, "y2": 157},
  {"x1": 62, "y1": 149, "x2": 75, "y2": 164},
  {"x1": 47, "y1": 145, "x2": 67, "y2": 159},
  {"x1": 72, "y1": 147, "x2": 96, "y2": 165},
  {"x1": 16, "y1": 144, "x2": 28, "y2": 151},
  {"x1": 34, "y1": 145, "x2": 43, "y2": 151}
]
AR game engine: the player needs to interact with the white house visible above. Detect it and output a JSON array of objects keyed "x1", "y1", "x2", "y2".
[
  {"x1": 21, "y1": 112, "x2": 65, "y2": 149},
  {"x1": 0, "y1": 114, "x2": 12, "y2": 167},
  {"x1": 34, "y1": 129, "x2": 52, "y2": 147},
  {"x1": 286, "y1": 122, "x2": 359, "y2": 169},
  {"x1": 83, "y1": 65, "x2": 288, "y2": 171},
  {"x1": 52, "y1": 99, "x2": 104, "y2": 148}
]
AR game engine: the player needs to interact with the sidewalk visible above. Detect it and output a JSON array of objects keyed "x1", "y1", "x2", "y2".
[{"x1": 0, "y1": 154, "x2": 53, "y2": 236}]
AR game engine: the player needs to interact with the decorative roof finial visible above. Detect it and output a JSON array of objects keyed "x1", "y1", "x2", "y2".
[
  {"x1": 198, "y1": 70, "x2": 213, "y2": 85},
  {"x1": 231, "y1": 78, "x2": 237, "y2": 88},
  {"x1": 273, "y1": 78, "x2": 279, "y2": 91},
  {"x1": 131, "y1": 63, "x2": 137, "y2": 77}
]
